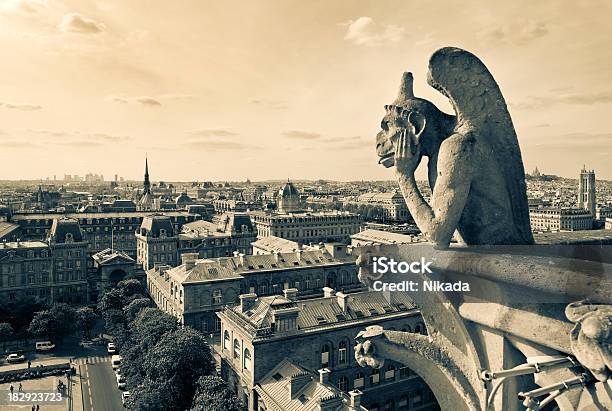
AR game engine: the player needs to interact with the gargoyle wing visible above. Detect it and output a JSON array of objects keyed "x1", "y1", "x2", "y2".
[{"x1": 427, "y1": 47, "x2": 534, "y2": 244}]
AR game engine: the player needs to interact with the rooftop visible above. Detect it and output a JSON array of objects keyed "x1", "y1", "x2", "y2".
[
  {"x1": 252, "y1": 236, "x2": 300, "y2": 253},
  {"x1": 256, "y1": 359, "x2": 364, "y2": 411},
  {"x1": 533, "y1": 229, "x2": 612, "y2": 245},
  {"x1": 351, "y1": 229, "x2": 417, "y2": 244},
  {"x1": 0, "y1": 240, "x2": 48, "y2": 250},
  {"x1": 228, "y1": 289, "x2": 417, "y2": 333}
]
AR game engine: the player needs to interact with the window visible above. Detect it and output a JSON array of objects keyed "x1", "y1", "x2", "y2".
[
  {"x1": 385, "y1": 365, "x2": 395, "y2": 381},
  {"x1": 384, "y1": 399, "x2": 395, "y2": 411},
  {"x1": 399, "y1": 365, "x2": 410, "y2": 378},
  {"x1": 212, "y1": 289, "x2": 222, "y2": 305},
  {"x1": 321, "y1": 344, "x2": 330, "y2": 367},
  {"x1": 370, "y1": 369, "x2": 380, "y2": 386},
  {"x1": 224, "y1": 331, "x2": 230, "y2": 349},
  {"x1": 398, "y1": 396, "x2": 408, "y2": 410},
  {"x1": 354, "y1": 372, "x2": 365, "y2": 389},
  {"x1": 338, "y1": 341, "x2": 347, "y2": 364},
  {"x1": 411, "y1": 390, "x2": 423, "y2": 407},
  {"x1": 233, "y1": 339, "x2": 240, "y2": 359},
  {"x1": 337, "y1": 376, "x2": 348, "y2": 392},
  {"x1": 243, "y1": 348, "x2": 251, "y2": 370}
]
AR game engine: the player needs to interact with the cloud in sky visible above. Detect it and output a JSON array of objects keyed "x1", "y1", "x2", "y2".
[
  {"x1": 478, "y1": 21, "x2": 548, "y2": 46},
  {"x1": 59, "y1": 13, "x2": 106, "y2": 34},
  {"x1": 189, "y1": 129, "x2": 237, "y2": 138},
  {"x1": 343, "y1": 17, "x2": 404, "y2": 46},
  {"x1": 0, "y1": 101, "x2": 42, "y2": 111},
  {"x1": 250, "y1": 99, "x2": 289, "y2": 110},
  {"x1": 183, "y1": 140, "x2": 252, "y2": 150},
  {"x1": 511, "y1": 90, "x2": 612, "y2": 110},
  {"x1": 282, "y1": 130, "x2": 321, "y2": 140},
  {"x1": 107, "y1": 96, "x2": 162, "y2": 107}
]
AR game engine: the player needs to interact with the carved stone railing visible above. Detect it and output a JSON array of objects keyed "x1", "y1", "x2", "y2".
[{"x1": 354, "y1": 243, "x2": 611, "y2": 411}]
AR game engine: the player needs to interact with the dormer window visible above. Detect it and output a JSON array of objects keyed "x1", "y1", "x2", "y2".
[{"x1": 65, "y1": 233, "x2": 74, "y2": 243}]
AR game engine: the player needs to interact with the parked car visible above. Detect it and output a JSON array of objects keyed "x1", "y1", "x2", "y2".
[
  {"x1": 111, "y1": 355, "x2": 122, "y2": 370},
  {"x1": 107, "y1": 342, "x2": 117, "y2": 354},
  {"x1": 116, "y1": 374, "x2": 127, "y2": 390},
  {"x1": 122, "y1": 391, "x2": 131, "y2": 406},
  {"x1": 35, "y1": 341, "x2": 56, "y2": 352},
  {"x1": 6, "y1": 353, "x2": 26, "y2": 363}
]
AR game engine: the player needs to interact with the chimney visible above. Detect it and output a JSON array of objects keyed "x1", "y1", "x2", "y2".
[
  {"x1": 233, "y1": 251, "x2": 239, "y2": 257},
  {"x1": 322, "y1": 287, "x2": 335, "y2": 298},
  {"x1": 272, "y1": 251, "x2": 281, "y2": 262},
  {"x1": 239, "y1": 253, "x2": 246, "y2": 266},
  {"x1": 336, "y1": 292, "x2": 348, "y2": 312},
  {"x1": 181, "y1": 253, "x2": 198, "y2": 270},
  {"x1": 289, "y1": 372, "x2": 311, "y2": 400},
  {"x1": 239, "y1": 293, "x2": 257, "y2": 313},
  {"x1": 318, "y1": 368, "x2": 331, "y2": 385},
  {"x1": 348, "y1": 390, "x2": 363, "y2": 410},
  {"x1": 283, "y1": 288, "x2": 298, "y2": 301}
]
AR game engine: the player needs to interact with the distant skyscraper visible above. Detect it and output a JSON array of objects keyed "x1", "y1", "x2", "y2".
[{"x1": 578, "y1": 166, "x2": 596, "y2": 217}]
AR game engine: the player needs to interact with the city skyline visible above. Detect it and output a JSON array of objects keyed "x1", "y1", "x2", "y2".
[{"x1": 1, "y1": 0, "x2": 612, "y2": 181}]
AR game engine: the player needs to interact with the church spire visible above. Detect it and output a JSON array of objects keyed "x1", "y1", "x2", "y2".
[{"x1": 143, "y1": 155, "x2": 151, "y2": 194}]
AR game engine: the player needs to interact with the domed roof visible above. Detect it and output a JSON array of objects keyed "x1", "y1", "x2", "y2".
[{"x1": 278, "y1": 181, "x2": 300, "y2": 198}]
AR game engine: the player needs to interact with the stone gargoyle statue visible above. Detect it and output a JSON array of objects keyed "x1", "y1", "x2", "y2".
[
  {"x1": 375, "y1": 46, "x2": 534, "y2": 248},
  {"x1": 565, "y1": 300, "x2": 612, "y2": 382}
]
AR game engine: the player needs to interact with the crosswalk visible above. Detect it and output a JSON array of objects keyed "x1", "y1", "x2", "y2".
[{"x1": 74, "y1": 356, "x2": 111, "y2": 365}]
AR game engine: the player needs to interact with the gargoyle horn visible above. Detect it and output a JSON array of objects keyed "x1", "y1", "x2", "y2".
[{"x1": 393, "y1": 72, "x2": 415, "y2": 106}]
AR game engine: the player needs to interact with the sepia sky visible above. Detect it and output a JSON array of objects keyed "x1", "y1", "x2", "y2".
[{"x1": 1, "y1": 0, "x2": 611, "y2": 181}]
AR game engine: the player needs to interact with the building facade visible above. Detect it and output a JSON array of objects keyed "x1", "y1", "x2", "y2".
[
  {"x1": 577, "y1": 166, "x2": 596, "y2": 217},
  {"x1": 251, "y1": 211, "x2": 361, "y2": 245},
  {"x1": 218, "y1": 289, "x2": 438, "y2": 411},
  {"x1": 136, "y1": 215, "x2": 179, "y2": 270},
  {"x1": 529, "y1": 207, "x2": 593, "y2": 232},
  {"x1": 146, "y1": 245, "x2": 363, "y2": 335}
]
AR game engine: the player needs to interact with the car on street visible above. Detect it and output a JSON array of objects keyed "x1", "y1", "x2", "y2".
[
  {"x1": 111, "y1": 355, "x2": 122, "y2": 370},
  {"x1": 122, "y1": 391, "x2": 131, "y2": 407},
  {"x1": 35, "y1": 341, "x2": 56, "y2": 351},
  {"x1": 107, "y1": 342, "x2": 117, "y2": 354},
  {"x1": 116, "y1": 374, "x2": 127, "y2": 390},
  {"x1": 6, "y1": 353, "x2": 26, "y2": 363}
]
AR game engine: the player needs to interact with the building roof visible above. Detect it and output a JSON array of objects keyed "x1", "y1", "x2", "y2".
[
  {"x1": 139, "y1": 214, "x2": 175, "y2": 237},
  {"x1": 252, "y1": 236, "x2": 300, "y2": 253},
  {"x1": 231, "y1": 289, "x2": 417, "y2": 333},
  {"x1": 0, "y1": 240, "x2": 48, "y2": 250},
  {"x1": 217, "y1": 212, "x2": 255, "y2": 234},
  {"x1": 92, "y1": 248, "x2": 135, "y2": 265},
  {"x1": 351, "y1": 229, "x2": 415, "y2": 245},
  {"x1": 278, "y1": 181, "x2": 300, "y2": 198},
  {"x1": 171, "y1": 249, "x2": 353, "y2": 287},
  {"x1": 356, "y1": 191, "x2": 404, "y2": 203},
  {"x1": 48, "y1": 218, "x2": 83, "y2": 243},
  {"x1": 256, "y1": 359, "x2": 363, "y2": 411},
  {"x1": 533, "y1": 229, "x2": 612, "y2": 245},
  {"x1": 11, "y1": 211, "x2": 194, "y2": 220},
  {"x1": 0, "y1": 222, "x2": 19, "y2": 240}
]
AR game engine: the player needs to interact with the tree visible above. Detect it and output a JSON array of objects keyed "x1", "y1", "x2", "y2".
[
  {"x1": 123, "y1": 298, "x2": 152, "y2": 322},
  {"x1": 97, "y1": 289, "x2": 124, "y2": 313},
  {"x1": 125, "y1": 378, "x2": 181, "y2": 411},
  {"x1": 130, "y1": 308, "x2": 178, "y2": 351},
  {"x1": 28, "y1": 304, "x2": 76, "y2": 343},
  {"x1": 190, "y1": 376, "x2": 242, "y2": 411},
  {"x1": 0, "y1": 322, "x2": 14, "y2": 342},
  {"x1": 0, "y1": 297, "x2": 48, "y2": 332},
  {"x1": 143, "y1": 328, "x2": 215, "y2": 410},
  {"x1": 117, "y1": 279, "x2": 144, "y2": 299},
  {"x1": 76, "y1": 307, "x2": 98, "y2": 339}
]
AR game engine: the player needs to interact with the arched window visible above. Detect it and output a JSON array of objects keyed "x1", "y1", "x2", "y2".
[
  {"x1": 223, "y1": 330, "x2": 230, "y2": 349},
  {"x1": 243, "y1": 348, "x2": 252, "y2": 370},
  {"x1": 321, "y1": 344, "x2": 330, "y2": 367},
  {"x1": 338, "y1": 340, "x2": 348, "y2": 364},
  {"x1": 337, "y1": 376, "x2": 348, "y2": 392},
  {"x1": 370, "y1": 369, "x2": 380, "y2": 385},
  {"x1": 354, "y1": 372, "x2": 365, "y2": 389},
  {"x1": 233, "y1": 339, "x2": 240, "y2": 359}
]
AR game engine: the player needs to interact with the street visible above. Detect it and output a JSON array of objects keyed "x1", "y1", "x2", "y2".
[{"x1": 81, "y1": 359, "x2": 124, "y2": 411}]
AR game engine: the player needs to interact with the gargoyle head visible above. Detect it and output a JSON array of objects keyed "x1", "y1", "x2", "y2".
[{"x1": 376, "y1": 72, "x2": 455, "y2": 167}]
